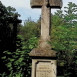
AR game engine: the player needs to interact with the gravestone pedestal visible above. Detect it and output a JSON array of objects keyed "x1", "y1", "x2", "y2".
[
  {"x1": 31, "y1": 59, "x2": 57, "y2": 77},
  {"x1": 30, "y1": 47, "x2": 57, "y2": 77}
]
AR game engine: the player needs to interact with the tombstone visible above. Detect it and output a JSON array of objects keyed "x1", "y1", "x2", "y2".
[{"x1": 29, "y1": 0, "x2": 63, "y2": 77}]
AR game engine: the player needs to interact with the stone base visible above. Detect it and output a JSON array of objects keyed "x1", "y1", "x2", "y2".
[
  {"x1": 31, "y1": 59, "x2": 57, "y2": 77},
  {"x1": 29, "y1": 48, "x2": 57, "y2": 57}
]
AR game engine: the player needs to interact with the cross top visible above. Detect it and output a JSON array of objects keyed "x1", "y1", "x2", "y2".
[{"x1": 31, "y1": 0, "x2": 62, "y2": 8}]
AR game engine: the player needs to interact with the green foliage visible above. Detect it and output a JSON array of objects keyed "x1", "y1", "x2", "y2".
[
  {"x1": 51, "y1": 2, "x2": 77, "y2": 77},
  {"x1": 6, "y1": 6, "x2": 20, "y2": 17},
  {"x1": 0, "y1": 71, "x2": 23, "y2": 77},
  {"x1": 20, "y1": 20, "x2": 40, "y2": 41},
  {"x1": 0, "y1": 1, "x2": 21, "y2": 52},
  {"x1": 0, "y1": 1, "x2": 77, "y2": 77},
  {"x1": 64, "y1": 2, "x2": 77, "y2": 24},
  {"x1": 2, "y1": 35, "x2": 38, "y2": 77},
  {"x1": 0, "y1": 1, "x2": 22, "y2": 75}
]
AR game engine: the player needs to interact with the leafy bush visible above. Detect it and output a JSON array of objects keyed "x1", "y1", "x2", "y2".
[{"x1": 1, "y1": 35, "x2": 38, "y2": 77}]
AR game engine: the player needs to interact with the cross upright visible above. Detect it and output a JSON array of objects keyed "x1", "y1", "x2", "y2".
[{"x1": 31, "y1": 0, "x2": 62, "y2": 48}]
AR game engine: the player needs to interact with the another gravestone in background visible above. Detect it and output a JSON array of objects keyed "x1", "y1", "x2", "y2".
[{"x1": 29, "y1": 0, "x2": 62, "y2": 77}]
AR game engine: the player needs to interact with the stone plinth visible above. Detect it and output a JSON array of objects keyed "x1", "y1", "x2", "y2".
[
  {"x1": 29, "y1": 48, "x2": 56, "y2": 57},
  {"x1": 31, "y1": 59, "x2": 57, "y2": 77}
]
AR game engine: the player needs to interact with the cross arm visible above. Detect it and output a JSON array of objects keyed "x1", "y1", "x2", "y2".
[
  {"x1": 30, "y1": 0, "x2": 43, "y2": 8},
  {"x1": 30, "y1": 0, "x2": 62, "y2": 8}
]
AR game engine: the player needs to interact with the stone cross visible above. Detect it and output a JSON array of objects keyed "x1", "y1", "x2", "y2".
[
  {"x1": 29, "y1": 1, "x2": 62, "y2": 77},
  {"x1": 30, "y1": 0, "x2": 62, "y2": 49}
]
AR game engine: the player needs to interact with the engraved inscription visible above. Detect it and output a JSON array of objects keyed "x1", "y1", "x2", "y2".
[{"x1": 36, "y1": 62, "x2": 52, "y2": 77}]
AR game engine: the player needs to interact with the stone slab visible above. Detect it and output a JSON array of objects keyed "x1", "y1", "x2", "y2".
[
  {"x1": 30, "y1": 0, "x2": 62, "y2": 8},
  {"x1": 31, "y1": 59, "x2": 57, "y2": 77},
  {"x1": 29, "y1": 48, "x2": 56, "y2": 57}
]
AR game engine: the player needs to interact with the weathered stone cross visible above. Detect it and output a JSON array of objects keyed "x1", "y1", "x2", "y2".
[
  {"x1": 29, "y1": 1, "x2": 62, "y2": 77},
  {"x1": 30, "y1": 0, "x2": 62, "y2": 57},
  {"x1": 31, "y1": 0, "x2": 62, "y2": 47}
]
